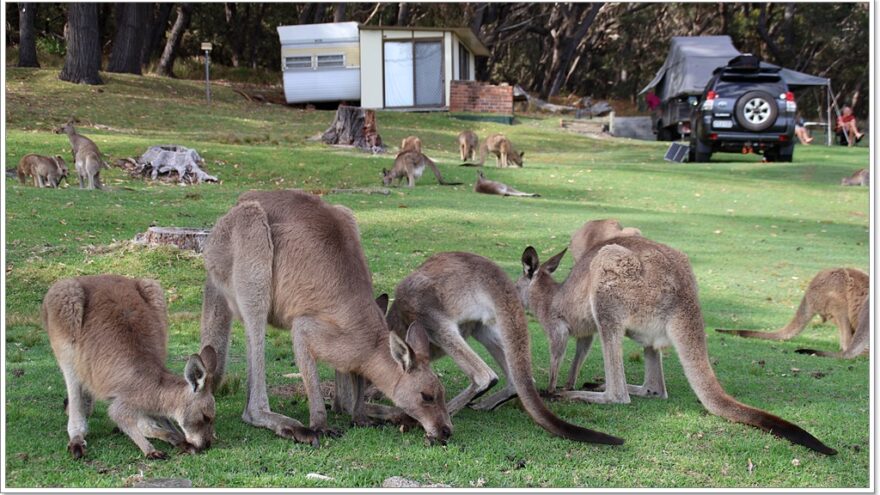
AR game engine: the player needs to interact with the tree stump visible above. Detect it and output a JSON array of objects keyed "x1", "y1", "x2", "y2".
[
  {"x1": 321, "y1": 105, "x2": 384, "y2": 152},
  {"x1": 133, "y1": 227, "x2": 211, "y2": 252}
]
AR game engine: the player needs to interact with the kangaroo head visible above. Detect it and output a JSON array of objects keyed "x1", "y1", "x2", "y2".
[
  {"x1": 381, "y1": 168, "x2": 393, "y2": 186},
  {"x1": 570, "y1": 219, "x2": 641, "y2": 262},
  {"x1": 177, "y1": 346, "x2": 218, "y2": 452},
  {"x1": 516, "y1": 246, "x2": 566, "y2": 311},
  {"x1": 53, "y1": 156, "x2": 69, "y2": 177},
  {"x1": 510, "y1": 150, "x2": 524, "y2": 166},
  {"x1": 387, "y1": 322, "x2": 453, "y2": 445}
]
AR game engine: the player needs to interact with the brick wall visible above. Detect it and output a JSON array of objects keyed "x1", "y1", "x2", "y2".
[{"x1": 449, "y1": 81, "x2": 514, "y2": 114}]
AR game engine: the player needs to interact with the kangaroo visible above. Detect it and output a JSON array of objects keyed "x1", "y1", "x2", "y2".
[
  {"x1": 400, "y1": 135, "x2": 422, "y2": 154},
  {"x1": 474, "y1": 170, "x2": 540, "y2": 197},
  {"x1": 382, "y1": 151, "x2": 462, "y2": 187},
  {"x1": 43, "y1": 275, "x2": 217, "y2": 459},
  {"x1": 841, "y1": 168, "x2": 869, "y2": 186},
  {"x1": 716, "y1": 268, "x2": 869, "y2": 352},
  {"x1": 476, "y1": 134, "x2": 524, "y2": 168},
  {"x1": 55, "y1": 121, "x2": 107, "y2": 190},
  {"x1": 516, "y1": 219, "x2": 836, "y2": 455},
  {"x1": 199, "y1": 189, "x2": 453, "y2": 446},
  {"x1": 458, "y1": 130, "x2": 478, "y2": 162},
  {"x1": 796, "y1": 294, "x2": 869, "y2": 359},
  {"x1": 17, "y1": 153, "x2": 68, "y2": 188}
]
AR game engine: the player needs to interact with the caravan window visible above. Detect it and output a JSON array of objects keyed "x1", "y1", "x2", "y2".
[
  {"x1": 284, "y1": 56, "x2": 312, "y2": 70},
  {"x1": 317, "y1": 54, "x2": 345, "y2": 68}
]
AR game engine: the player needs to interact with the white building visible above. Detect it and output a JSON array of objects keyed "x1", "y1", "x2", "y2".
[{"x1": 276, "y1": 22, "x2": 489, "y2": 109}]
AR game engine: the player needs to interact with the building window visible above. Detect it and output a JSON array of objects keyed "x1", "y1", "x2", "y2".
[
  {"x1": 284, "y1": 55, "x2": 312, "y2": 70},
  {"x1": 316, "y1": 54, "x2": 345, "y2": 68},
  {"x1": 458, "y1": 45, "x2": 470, "y2": 80}
]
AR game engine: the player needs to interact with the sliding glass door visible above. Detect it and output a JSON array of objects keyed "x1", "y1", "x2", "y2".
[{"x1": 383, "y1": 40, "x2": 443, "y2": 108}]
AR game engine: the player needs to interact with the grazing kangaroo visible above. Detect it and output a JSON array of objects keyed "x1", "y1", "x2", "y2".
[
  {"x1": 841, "y1": 168, "x2": 869, "y2": 186},
  {"x1": 382, "y1": 151, "x2": 462, "y2": 187},
  {"x1": 56, "y1": 121, "x2": 107, "y2": 190},
  {"x1": 476, "y1": 134, "x2": 524, "y2": 168},
  {"x1": 517, "y1": 219, "x2": 836, "y2": 455},
  {"x1": 339, "y1": 252, "x2": 623, "y2": 444},
  {"x1": 717, "y1": 268, "x2": 869, "y2": 352},
  {"x1": 458, "y1": 130, "x2": 478, "y2": 162},
  {"x1": 474, "y1": 170, "x2": 540, "y2": 197},
  {"x1": 200, "y1": 189, "x2": 453, "y2": 446},
  {"x1": 400, "y1": 135, "x2": 422, "y2": 154},
  {"x1": 43, "y1": 275, "x2": 217, "y2": 459},
  {"x1": 796, "y1": 295, "x2": 869, "y2": 359},
  {"x1": 17, "y1": 153, "x2": 68, "y2": 188}
]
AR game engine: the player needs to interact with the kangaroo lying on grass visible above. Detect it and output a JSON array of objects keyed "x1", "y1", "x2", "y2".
[
  {"x1": 335, "y1": 252, "x2": 623, "y2": 445},
  {"x1": 400, "y1": 135, "x2": 422, "y2": 154},
  {"x1": 43, "y1": 275, "x2": 217, "y2": 459},
  {"x1": 17, "y1": 153, "x2": 68, "y2": 188},
  {"x1": 796, "y1": 294, "x2": 869, "y2": 359},
  {"x1": 517, "y1": 219, "x2": 836, "y2": 455},
  {"x1": 56, "y1": 121, "x2": 108, "y2": 190},
  {"x1": 717, "y1": 268, "x2": 869, "y2": 353},
  {"x1": 200, "y1": 190, "x2": 453, "y2": 446},
  {"x1": 474, "y1": 170, "x2": 540, "y2": 197},
  {"x1": 458, "y1": 130, "x2": 478, "y2": 162},
  {"x1": 474, "y1": 134, "x2": 524, "y2": 168},
  {"x1": 841, "y1": 168, "x2": 869, "y2": 186},
  {"x1": 382, "y1": 151, "x2": 462, "y2": 187}
]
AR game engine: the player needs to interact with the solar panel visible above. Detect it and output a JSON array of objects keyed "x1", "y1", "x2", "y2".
[{"x1": 664, "y1": 142, "x2": 690, "y2": 163}]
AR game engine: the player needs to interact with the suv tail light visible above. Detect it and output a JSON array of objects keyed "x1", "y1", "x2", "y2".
[
  {"x1": 785, "y1": 91, "x2": 797, "y2": 112},
  {"x1": 702, "y1": 91, "x2": 717, "y2": 111}
]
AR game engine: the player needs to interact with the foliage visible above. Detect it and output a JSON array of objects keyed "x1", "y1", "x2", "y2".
[
  {"x1": 4, "y1": 3, "x2": 870, "y2": 116},
  {"x1": 3, "y1": 68, "x2": 870, "y2": 488}
]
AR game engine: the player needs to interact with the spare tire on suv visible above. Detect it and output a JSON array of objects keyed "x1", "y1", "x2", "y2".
[{"x1": 735, "y1": 90, "x2": 778, "y2": 132}]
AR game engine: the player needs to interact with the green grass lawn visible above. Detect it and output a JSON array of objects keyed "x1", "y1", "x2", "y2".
[{"x1": 4, "y1": 68, "x2": 870, "y2": 488}]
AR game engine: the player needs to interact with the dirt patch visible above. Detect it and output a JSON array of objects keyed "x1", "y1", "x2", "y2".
[{"x1": 270, "y1": 380, "x2": 336, "y2": 402}]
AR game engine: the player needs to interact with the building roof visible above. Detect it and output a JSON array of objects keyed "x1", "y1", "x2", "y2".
[
  {"x1": 359, "y1": 25, "x2": 490, "y2": 56},
  {"x1": 277, "y1": 22, "x2": 359, "y2": 45}
]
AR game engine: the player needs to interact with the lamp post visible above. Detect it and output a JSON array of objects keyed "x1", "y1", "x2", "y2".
[{"x1": 201, "y1": 42, "x2": 213, "y2": 104}]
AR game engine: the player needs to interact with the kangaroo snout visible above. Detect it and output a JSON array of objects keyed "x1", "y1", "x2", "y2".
[{"x1": 425, "y1": 424, "x2": 453, "y2": 446}]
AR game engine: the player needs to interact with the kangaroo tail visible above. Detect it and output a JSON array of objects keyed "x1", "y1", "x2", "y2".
[
  {"x1": 796, "y1": 297, "x2": 870, "y2": 359},
  {"x1": 425, "y1": 156, "x2": 462, "y2": 186},
  {"x1": 674, "y1": 311, "x2": 835, "y2": 455},
  {"x1": 716, "y1": 295, "x2": 813, "y2": 341},
  {"x1": 497, "y1": 293, "x2": 623, "y2": 445},
  {"x1": 475, "y1": 142, "x2": 488, "y2": 166}
]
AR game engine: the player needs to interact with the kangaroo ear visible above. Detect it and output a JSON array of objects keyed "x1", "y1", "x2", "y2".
[
  {"x1": 405, "y1": 321, "x2": 431, "y2": 360},
  {"x1": 543, "y1": 248, "x2": 567, "y2": 274},
  {"x1": 381, "y1": 168, "x2": 387, "y2": 175},
  {"x1": 375, "y1": 293, "x2": 389, "y2": 315},
  {"x1": 389, "y1": 331, "x2": 414, "y2": 373},
  {"x1": 184, "y1": 354, "x2": 209, "y2": 393},
  {"x1": 620, "y1": 227, "x2": 642, "y2": 237},
  {"x1": 522, "y1": 246, "x2": 539, "y2": 278},
  {"x1": 200, "y1": 346, "x2": 218, "y2": 375}
]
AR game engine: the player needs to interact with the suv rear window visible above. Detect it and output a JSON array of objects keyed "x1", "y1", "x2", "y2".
[{"x1": 714, "y1": 76, "x2": 786, "y2": 95}]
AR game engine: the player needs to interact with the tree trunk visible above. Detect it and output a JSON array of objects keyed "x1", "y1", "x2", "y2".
[
  {"x1": 18, "y1": 3, "x2": 40, "y2": 67},
  {"x1": 225, "y1": 3, "x2": 245, "y2": 68},
  {"x1": 321, "y1": 106, "x2": 383, "y2": 151},
  {"x1": 59, "y1": 3, "x2": 103, "y2": 85},
  {"x1": 247, "y1": 4, "x2": 266, "y2": 69},
  {"x1": 157, "y1": 3, "x2": 193, "y2": 78},
  {"x1": 298, "y1": 3, "x2": 315, "y2": 24},
  {"x1": 546, "y1": 3, "x2": 603, "y2": 98},
  {"x1": 333, "y1": 3, "x2": 347, "y2": 22},
  {"x1": 141, "y1": 3, "x2": 173, "y2": 66},
  {"x1": 107, "y1": 3, "x2": 150, "y2": 74},
  {"x1": 396, "y1": 3, "x2": 411, "y2": 25}
]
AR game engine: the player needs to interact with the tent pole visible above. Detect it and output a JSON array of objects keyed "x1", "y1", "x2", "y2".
[{"x1": 827, "y1": 84, "x2": 832, "y2": 146}]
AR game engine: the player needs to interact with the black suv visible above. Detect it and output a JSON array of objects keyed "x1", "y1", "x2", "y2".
[{"x1": 690, "y1": 55, "x2": 797, "y2": 162}]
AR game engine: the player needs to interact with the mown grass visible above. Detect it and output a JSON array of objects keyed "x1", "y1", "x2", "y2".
[{"x1": 4, "y1": 68, "x2": 871, "y2": 488}]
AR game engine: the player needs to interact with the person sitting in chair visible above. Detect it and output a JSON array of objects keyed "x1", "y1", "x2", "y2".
[
  {"x1": 794, "y1": 114, "x2": 813, "y2": 145},
  {"x1": 836, "y1": 105, "x2": 864, "y2": 146}
]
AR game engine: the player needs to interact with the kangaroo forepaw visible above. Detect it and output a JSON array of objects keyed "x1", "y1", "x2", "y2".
[
  {"x1": 314, "y1": 426, "x2": 344, "y2": 439},
  {"x1": 176, "y1": 441, "x2": 199, "y2": 455},
  {"x1": 67, "y1": 439, "x2": 86, "y2": 459},
  {"x1": 146, "y1": 450, "x2": 168, "y2": 460},
  {"x1": 279, "y1": 425, "x2": 320, "y2": 447}
]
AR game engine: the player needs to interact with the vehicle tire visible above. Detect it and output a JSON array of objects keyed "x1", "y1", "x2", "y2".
[
  {"x1": 735, "y1": 90, "x2": 778, "y2": 132},
  {"x1": 657, "y1": 124, "x2": 670, "y2": 141},
  {"x1": 777, "y1": 144, "x2": 794, "y2": 162},
  {"x1": 689, "y1": 139, "x2": 712, "y2": 162}
]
